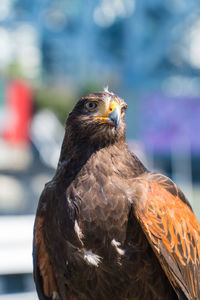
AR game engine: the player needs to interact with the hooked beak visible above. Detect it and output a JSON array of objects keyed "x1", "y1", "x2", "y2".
[{"x1": 108, "y1": 106, "x2": 120, "y2": 129}]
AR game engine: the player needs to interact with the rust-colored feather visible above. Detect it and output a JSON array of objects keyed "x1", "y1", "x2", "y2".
[
  {"x1": 33, "y1": 213, "x2": 77, "y2": 300},
  {"x1": 33, "y1": 216, "x2": 58, "y2": 298},
  {"x1": 134, "y1": 173, "x2": 200, "y2": 299}
]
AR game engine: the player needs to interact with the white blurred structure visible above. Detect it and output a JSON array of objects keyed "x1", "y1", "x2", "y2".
[
  {"x1": 31, "y1": 109, "x2": 64, "y2": 169},
  {"x1": 0, "y1": 292, "x2": 37, "y2": 300},
  {"x1": 0, "y1": 215, "x2": 37, "y2": 299},
  {"x1": 0, "y1": 215, "x2": 34, "y2": 275}
]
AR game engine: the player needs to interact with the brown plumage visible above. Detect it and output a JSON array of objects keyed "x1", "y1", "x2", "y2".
[{"x1": 33, "y1": 90, "x2": 200, "y2": 300}]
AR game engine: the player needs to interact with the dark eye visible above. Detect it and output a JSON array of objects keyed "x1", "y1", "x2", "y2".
[{"x1": 85, "y1": 101, "x2": 98, "y2": 111}]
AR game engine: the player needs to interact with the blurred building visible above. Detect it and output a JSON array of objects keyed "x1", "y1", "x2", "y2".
[{"x1": 0, "y1": 1, "x2": 199, "y2": 87}]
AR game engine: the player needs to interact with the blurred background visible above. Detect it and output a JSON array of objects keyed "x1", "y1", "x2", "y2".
[{"x1": 0, "y1": 0, "x2": 200, "y2": 298}]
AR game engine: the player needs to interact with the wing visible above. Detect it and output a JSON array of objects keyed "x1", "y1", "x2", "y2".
[
  {"x1": 33, "y1": 214, "x2": 58, "y2": 300},
  {"x1": 133, "y1": 173, "x2": 200, "y2": 300},
  {"x1": 33, "y1": 188, "x2": 77, "y2": 300}
]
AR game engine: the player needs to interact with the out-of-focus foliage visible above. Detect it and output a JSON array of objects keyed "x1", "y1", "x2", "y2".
[
  {"x1": 78, "y1": 81, "x2": 106, "y2": 99},
  {"x1": 6, "y1": 60, "x2": 24, "y2": 79},
  {"x1": 34, "y1": 87, "x2": 76, "y2": 124},
  {"x1": 34, "y1": 80, "x2": 105, "y2": 123}
]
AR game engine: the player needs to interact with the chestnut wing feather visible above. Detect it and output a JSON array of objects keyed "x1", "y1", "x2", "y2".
[
  {"x1": 134, "y1": 173, "x2": 200, "y2": 300},
  {"x1": 33, "y1": 188, "x2": 77, "y2": 300},
  {"x1": 33, "y1": 215, "x2": 58, "y2": 300}
]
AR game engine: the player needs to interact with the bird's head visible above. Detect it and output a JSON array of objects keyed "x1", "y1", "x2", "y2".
[{"x1": 66, "y1": 90, "x2": 128, "y2": 147}]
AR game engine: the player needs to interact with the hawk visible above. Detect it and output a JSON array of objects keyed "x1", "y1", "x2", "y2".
[{"x1": 33, "y1": 90, "x2": 200, "y2": 300}]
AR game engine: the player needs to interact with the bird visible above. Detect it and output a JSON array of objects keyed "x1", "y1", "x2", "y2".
[{"x1": 33, "y1": 89, "x2": 200, "y2": 300}]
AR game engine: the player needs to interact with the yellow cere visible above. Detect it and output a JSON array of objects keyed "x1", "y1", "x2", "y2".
[
  {"x1": 92, "y1": 100, "x2": 120, "y2": 120},
  {"x1": 109, "y1": 101, "x2": 121, "y2": 115}
]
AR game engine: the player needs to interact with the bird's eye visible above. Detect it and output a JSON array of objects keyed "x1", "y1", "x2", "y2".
[{"x1": 85, "y1": 101, "x2": 97, "y2": 111}]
